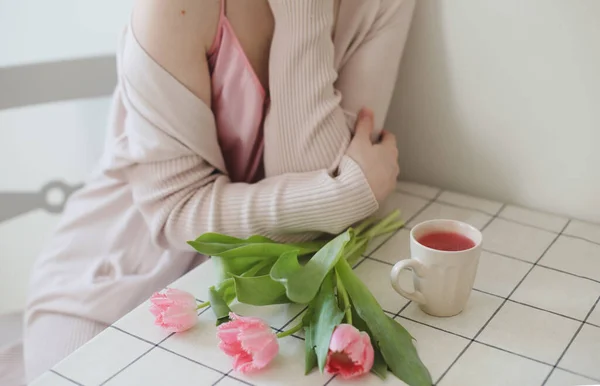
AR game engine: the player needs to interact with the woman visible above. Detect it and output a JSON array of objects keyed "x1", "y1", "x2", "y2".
[{"x1": 20, "y1": 0, "x2": 415, "y2": 382}]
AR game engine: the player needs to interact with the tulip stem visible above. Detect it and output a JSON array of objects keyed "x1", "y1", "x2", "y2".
[
  {"x1": 335, "y1": 269, "x2": 352, "y2": 325},
  {"x1": 276, "y1": 321, "x2": 304, "y2": 339},
  {"x1": 196, "y1": 301, "x2": 210, "y2": 310}
]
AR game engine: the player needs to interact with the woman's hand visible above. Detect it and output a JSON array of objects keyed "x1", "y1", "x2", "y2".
[{"x1": 346, "y1": 108, "x2": 400, "y2": 203}]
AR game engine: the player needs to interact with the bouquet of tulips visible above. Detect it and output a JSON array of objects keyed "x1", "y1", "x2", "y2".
[{"x1": 149, "y1": 211, "x2": 432, "y2": 386}]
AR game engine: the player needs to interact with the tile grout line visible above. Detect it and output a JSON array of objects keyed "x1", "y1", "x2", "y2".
[
  {"x1": 279, "y1": 307, "x2": 308, "y2": 331},
  {"x1": 394, "y1": 301, "x2": 413, "y2": 319},
  {"x1": 541, "y1": 295, "x2": 600, "y2": 386},
  {"x1": 396, "y1": 314, "x2": 561, "y2": 370},
  {"x1": 480, "y1": 248, "x2": 600, "y2": 286},
  {"x1": 100, "y1": 322, "x2": 178, "y2": 386},
  {"x1": 471, "y1": 288, "x2": 585, "y2": 323},
  {"x1": 155, "y1": 345, "x2": 231, "y2": 377},
  {"x1": 109, "y1": 325, "x2": 162, "y2": 346},
  {"x1": 399, "y1": 184, "x2": 593, "y2": 223},
  {"x1": 482, "y1": 248, "x2": 534, "y2": 263},
  {"x1": 493, "y1": 216, "x2": 563, "y2": 234},
  {"x1": 435, "y1": 220, "x2": 571, "y2": 385},
  {"x1": 561, "y1": 233, "x2": 600, "y2": 248},
  {"x1": 553, "y1": 367, "x2": 600, "y2": 384},
  {"x1": 397, "y1": 188, "x2": 600, "y2": 246},
  {"x1": 224, "y1": 374, "x2": 255, "y2": 386},
  {"x1": 472, "y1": 340, "x2": 554, "y2": 367},
  {"x1": 211, "y1": 374, "x2": 229, "y2": 386},
  {"x1": 99, "y1": 305, "x2": 210, "y2": 385},
  {"x1": 359, "y1": 190, "x2": 445, "y2": 269},
  {"x1": 322, "y1": 375, "x2": 337, "y2": 386},
  {"x1": 395, "y1": 185, "x2": 600, "y2": 245},
  {"x1": 396, "y1": 315, "x2": 599, "y2": 383},
  {"x1": 394, "y1": 187, "x2": 440, "y2": 202},
  {"x1": 49, "y1": 369, "x2": 84, "y2": 386},
  {"x1": 371, "y1": 244, "x2": 600, "y2": 288},
  {"x1": 363, "y1": 255, "x2": 397, "y2": 267},
  {"x1": 361, "y1": 260, "x2": 589, "y2": 324},
  {"x1": 398, "y1": 188, "x2": 500, "y2": 217},
  {"x1": 396, "y1": 312, "x2": 596, "y2": 375},
  {"x1": 395, "y1": 314, "x2": 469, "y2": 340},
  {"x1": 480, "y1": 203, "x2": 507, "y2": 232},
  {"x1": 99, "y1": 345, "x2": 155, "y2": 386},
  {"x1": 439, "y1": 200, "x2": 504, "y2": 218},
  {"x1": 536, "y1": 264, "x2": 600, "y2": 285},
  {"x1": 213, "y1": 370, "x2": 256, "y2": 386},
  {"x1": 111, "y1": 313, "x2": 261, "y2": 385}
]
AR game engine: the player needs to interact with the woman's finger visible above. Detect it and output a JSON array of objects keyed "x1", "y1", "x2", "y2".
[
  {"x1": 354, "y1": 108, "x2": 375, "y2": 140},
  {"x1": 380, "y1": 129, "x2": 397, "y2": 146}
]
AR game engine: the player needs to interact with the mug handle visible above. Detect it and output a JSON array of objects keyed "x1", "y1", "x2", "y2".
[{"x1": 390, "y1": 260, "x2": 427, "y2": 305}]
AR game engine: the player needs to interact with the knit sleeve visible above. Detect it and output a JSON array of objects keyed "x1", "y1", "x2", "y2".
[
  {"x1": 264, "y1": 0, "x2": 416, "y2": 176},
  {"x1": 118, "y1": 27, "x2": 378, "y2": 250}
]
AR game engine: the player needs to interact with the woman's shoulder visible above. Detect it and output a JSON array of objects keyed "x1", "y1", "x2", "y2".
[
  {"x1": 132, "y1": 0, "x2": 220, "y2": 51},
  {"x1": 130, "y1": 0, "x2": 221, "y2": 103}
]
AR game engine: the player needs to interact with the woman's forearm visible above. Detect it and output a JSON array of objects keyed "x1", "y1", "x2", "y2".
[{"x1": 126, "y1": 154, "x2": 378, "y2": 250}]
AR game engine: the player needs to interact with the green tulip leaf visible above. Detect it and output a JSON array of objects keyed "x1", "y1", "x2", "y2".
[
  {"x1": 188, "y1": 233, "x2": 325, "y2": 257},
  {"x1": 232, "y1": 274, "x2": 289, "y2": 306},
  {"x1": 304, "y1": 324, "x2": 318, "y2": 375},
  {"x1": 211, "y1": 255, "x2": 272, "y2": 282},
  {"x1": 303, "y1": 309, "x2": 318, "y2": 374},
  {"x1": 188, "y1": 233, "x2": 264, "y2": 255},
  {"x1": 345, "y1": 237, "x2": 369, "y2": 267},
  {"x1": 270, "y1": 250, "x2": 302, "y2": 278},
  {"x1": 304, "y1": 272, "x2": 345, "y2": 373},
  {"x1": 208, "y1": 286, "x2": 232, "y2": 326},
  {"x1": 336, "y1": 259, "x2": 432, "y2": 386},
  {"x1": 240, "y1": 259, "x2": 277, "y2": 278},
  {"x1": 350, "y1": 306, "x2": 388, "y2": 379},
  {"x1": 270, "y1": 230, "x2": 352, "y2": 304},
  {"x1": 217, "y1": 243, "x2": 319, "y2": 259},
  {"x1": 214, "y1": 278, "x2": 236, "y2": 305},
  {"x1": 371, "y1": 345, "x2": 389, "y2": 380}
]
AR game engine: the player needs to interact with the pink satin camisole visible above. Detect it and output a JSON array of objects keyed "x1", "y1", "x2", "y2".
[{"x1": 207, "y1": 0, "x2": 268, "y2": 183}]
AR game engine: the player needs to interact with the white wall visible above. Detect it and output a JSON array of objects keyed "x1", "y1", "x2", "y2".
[
  {"x1": 389, "y1": 0, "x2": 600, "y2": 223},
  {"x1": 0, "y1": 0, "x2": 134, "y2": 67}
]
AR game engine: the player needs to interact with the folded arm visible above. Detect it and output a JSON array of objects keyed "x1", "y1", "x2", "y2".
[
  {"x1": 264, "y1": 0, "x2": 416, "y2": 176},
  {"x1": 120, "y1": 0, "x2": 378, "y2": 250}
]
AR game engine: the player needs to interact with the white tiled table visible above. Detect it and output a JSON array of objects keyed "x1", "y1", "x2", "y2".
[{"x1": 31, "y1": 182, "x2": 600, "y2": 386}]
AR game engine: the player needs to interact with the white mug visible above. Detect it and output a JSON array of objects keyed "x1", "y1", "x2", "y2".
[{"x1": 390, "y1": 219, "x2": 482, "y2": 317}]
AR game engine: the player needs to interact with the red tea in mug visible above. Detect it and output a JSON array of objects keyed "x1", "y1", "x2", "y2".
[{"x1": 417, "y1": 231, "x2": 476, "y2": 252}]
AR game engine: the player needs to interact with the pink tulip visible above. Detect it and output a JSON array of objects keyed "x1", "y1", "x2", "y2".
[
  {"x1": 149, "y1": 288, "x2": 198, "y2": 333},
  {"x1": 217, "y1": 313, "x2": 279, "y2": 373},
  {"x1": 326, "y1": 324, "x2": 374, "y2": 379}
]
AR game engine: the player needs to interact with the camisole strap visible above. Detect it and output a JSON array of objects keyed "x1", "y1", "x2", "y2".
[{"x1": 207, "y1": 0, "x2": 226, "y2": 56}]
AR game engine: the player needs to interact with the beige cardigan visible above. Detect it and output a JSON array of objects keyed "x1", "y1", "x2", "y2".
[{"x1": 26, "y1": 0, "x2": 415, "y2": 325}]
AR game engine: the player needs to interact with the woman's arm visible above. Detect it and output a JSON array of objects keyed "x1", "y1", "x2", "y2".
[
  {"x1": 264, "y1": 0, "x2": 416, "y2": 176},
  {"x1": 122, "y1": 0, "x2": 379, "y2": 250}
]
